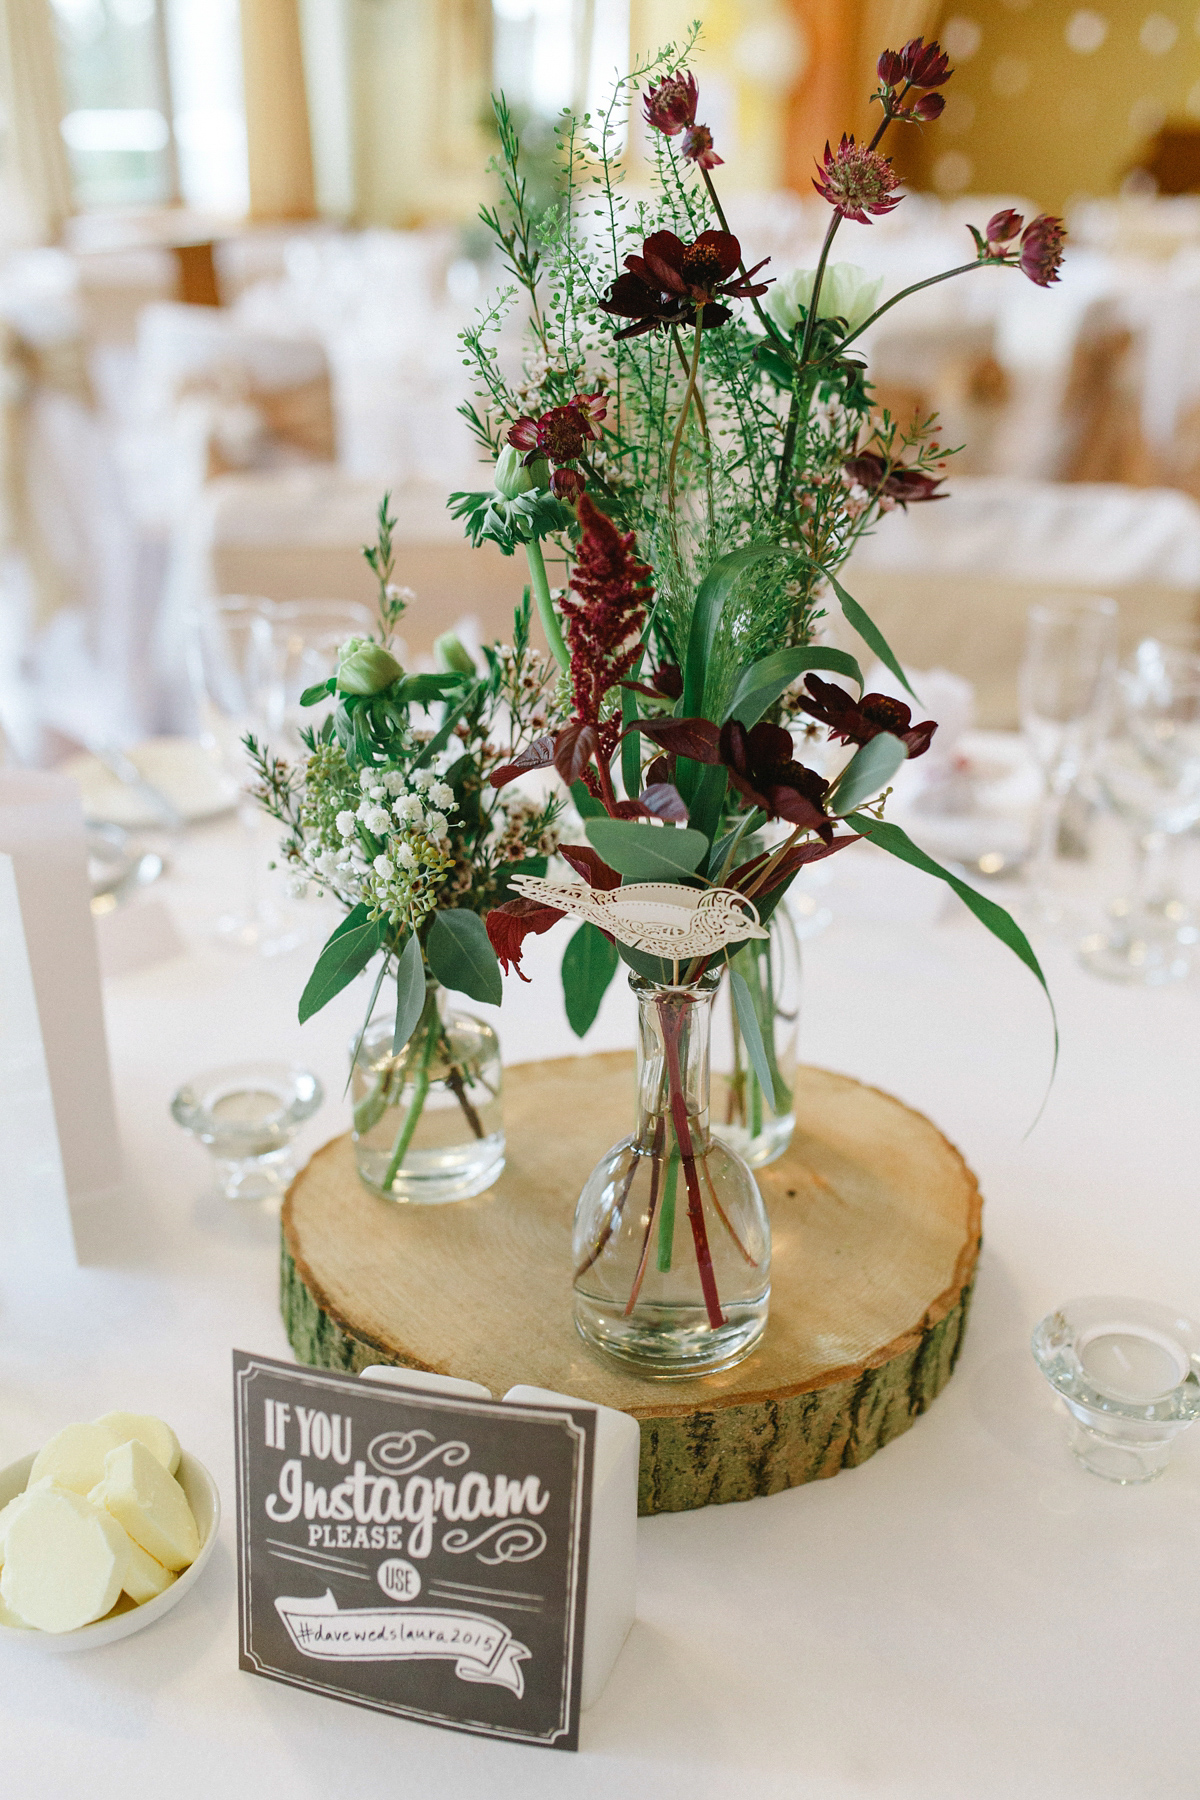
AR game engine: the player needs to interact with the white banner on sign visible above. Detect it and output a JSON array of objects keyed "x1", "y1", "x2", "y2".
[
  {"x1": 0, "y1": 773, "x2": 122, "y2": 1262},
  {"x1": 274, "y1": 1591, "x2": 530, "y2": 1695}
]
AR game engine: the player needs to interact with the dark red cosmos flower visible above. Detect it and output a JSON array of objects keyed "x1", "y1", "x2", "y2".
[
  {"x1": 632, "y1": 714, "x2": 834, "y2": 837},
  {"x1": 1019, "y1": 214, "x2": 1066, "y2": 287},
  {"x1": 599, "y1": 230, "x2": 770, "y2": 340},
  {"x1": 798, "y1": 674, "x2": 937, "y2": 758},
  {"x1": 643, "y1": 69, "x2": 698, "y2": 136},
  {"x1": 813, "y1": 135, "x2": 901, "y2": 225},
  {"x1": 843, "y1": 451, "x2": 947, "y2": 506},
  {"x1": 719, "y1": 720, "x2": 834, "y2": 838}
]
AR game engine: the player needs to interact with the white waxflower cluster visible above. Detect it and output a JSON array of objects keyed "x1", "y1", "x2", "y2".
[{"x1": 302, "y1": 761, "x2": 457, "y2": 932}]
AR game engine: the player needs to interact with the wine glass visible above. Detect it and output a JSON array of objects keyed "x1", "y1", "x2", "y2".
[
  {"x1": 1079, "y1": 642, "x2": 1200, "y2": 984},
  {"x1": 1017, "y1": 595, "x2": 1118, "y2": 925},
  {"x1": 186, "y1": 595, "x2": 303, "y2": 955},
  {"x1": 262, "y1": 598, "x2": 377, "y2": 752}
]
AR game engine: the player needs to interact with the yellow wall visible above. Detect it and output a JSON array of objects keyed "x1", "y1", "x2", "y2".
[{"x1": 906, "y1": 0, "x2": 1200, "y2": 212}]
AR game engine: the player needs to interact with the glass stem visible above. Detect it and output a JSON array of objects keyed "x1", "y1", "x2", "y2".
[
  {"x1": 382, "y1": 990, "x2": 440, "y2": 1187},
  {"x1": 658, "y1": 995, "x2": 724, "y2": 1329}
]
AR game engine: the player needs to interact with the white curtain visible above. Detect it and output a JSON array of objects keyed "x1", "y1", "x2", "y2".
[{"x1": 0, "y1": 0, "x2": 72, "y2": 244}]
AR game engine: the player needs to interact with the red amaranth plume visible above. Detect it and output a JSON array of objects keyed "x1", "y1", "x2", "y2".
[{"x1": 559, "y1": 496, "x2": 654, "y2": 772}]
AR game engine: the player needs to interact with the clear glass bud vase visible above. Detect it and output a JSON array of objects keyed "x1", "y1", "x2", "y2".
[
  {"x1": 351, "y1": 981, "x2": 504, "y2": 1204},
  {"x1": 573, "y1": 971, "x2": 770, "y2": 1378},
  {"x1": 712, "y1": 900, "x2": 801, "y2": 1168}
]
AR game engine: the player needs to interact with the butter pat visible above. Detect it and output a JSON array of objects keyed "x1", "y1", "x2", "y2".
[
  {"x1": 96, "y1": 1440, "x2": 198, "y2": 1571},
  {"x1": 29, "y1": 1422, "x2": 122, "y2": 1495},
  {"x1": 94, "y1": 1412, "x2": 180, "y2": 1477},
  {"x1": 0, "y1": 1487, "x2": 130, "y2": 1632},
  {"x1": 120, "y1": 1533, "x2": 176, "y2": 1604}
]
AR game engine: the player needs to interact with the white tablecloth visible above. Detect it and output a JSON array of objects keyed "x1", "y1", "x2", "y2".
[{"x1": 2, "y1": 814, "x2": 1199, "y2": 1799}]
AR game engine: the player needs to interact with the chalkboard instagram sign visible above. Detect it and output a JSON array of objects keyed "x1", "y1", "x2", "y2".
[{"x1": 233, "y1": 1352, "x2": 594, "y2": 1749}]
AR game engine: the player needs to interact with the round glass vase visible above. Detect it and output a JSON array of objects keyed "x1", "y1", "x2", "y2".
[
  {"x1": 573, "y1": 970, "x2": 770, "y2": 1379},
  {"x1": 711, "y1": 900, "x2": 801, "y2": 1168},
  {"x1": 350, "y1": 981, "x2": 504, "y2": 1204}
]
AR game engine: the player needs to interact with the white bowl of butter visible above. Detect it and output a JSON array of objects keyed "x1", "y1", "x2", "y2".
[{"x1": 0, "y1": 1417, "x2": 220, "y2": 1653}]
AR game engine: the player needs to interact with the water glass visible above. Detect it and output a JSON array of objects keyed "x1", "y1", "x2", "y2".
[
  {"x1": 1017, "y1": 595, "x2": 1118, "y2": 924},
  {"x1": 262, "y1": 598, "x2": 376, "y2": 752},
  {"x1": 1079, "y1": 640, "x2": 1200, "y2": 984},
  {"x1": 187, "y1": 595, "x2": 302, "y2": 955}
]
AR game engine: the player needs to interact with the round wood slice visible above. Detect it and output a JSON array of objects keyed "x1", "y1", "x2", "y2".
[{"x1": 281, "y1": 1057, "x2": 982, "y2": 1515}]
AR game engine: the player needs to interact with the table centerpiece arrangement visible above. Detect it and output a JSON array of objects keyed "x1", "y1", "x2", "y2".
[
  {"x1": 247, "y1": 509, "x2": 562, "y2": 1203},
  {"x1": 444, "y1": 29, "x2": 1062, "y2": 1374}
]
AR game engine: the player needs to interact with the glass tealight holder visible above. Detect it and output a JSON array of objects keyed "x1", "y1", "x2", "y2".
[
  {"x1": 1032, "y1": 1296, "x2": 1200, "y2": 1483},
  {"x1": 171, "y1": 1062, "x2": 323, "y2": 1200}
]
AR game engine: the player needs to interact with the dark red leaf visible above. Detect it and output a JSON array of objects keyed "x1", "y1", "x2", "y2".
[
  {"x1": 639, "y1": 782, "x2": 689, "y2": 823},
  {"x1": 485, "y1": 898, "x2": 563, "y2": 981},
  {"x1": 553, "y1": 721, "x2": 600, "y2": 786},
  {"x1": 612, "y1": 799, "x2": 649, "y2": 820},
  {"x1": 559, "y1": 844, "x2": 622, "y2": 890},
  {"x1": 488, "y1": 733, "x2": 557, "y2": 790},
  {"x1": 645, "y1": 753, "x2": 674, "y2": 785},
  {"x1": 632, "y1": 716, "x2": 722, "y2": 762}
]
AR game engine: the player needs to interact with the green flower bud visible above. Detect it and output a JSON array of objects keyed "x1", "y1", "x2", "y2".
[
  {"x1": 433, "y1": 631, "x2": 476, "y2": 676},
  {"x1": 336, "y1": 637, "x2": 404, "y2": 695},
  {"x1": 493, "y1": 445, "x2": 533, "y2": 498},
  {"x1": 494, "y1": 444, "x2": 550, "y2": 497}
]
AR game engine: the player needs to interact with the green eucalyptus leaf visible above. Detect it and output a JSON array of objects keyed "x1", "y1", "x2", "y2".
[
  {"x1": 392, "y1": 931, "x2": 427, "y2": 1053},
  {"x1": 426, "y1": 908, "x2": 503, "y2": 1006},
  {"x1": 585, "y1": 817, "x2": 709, "y2": 881},
  {"x1": 298, "y1": 904, "x2": 387, "y2": 1024},
  {"x1": 725, "y1": 646, "x2": 865, "y2": 727},
  {"x1": 617, "y1": 941, "x2": 675, "y2": 984},
  {"x1": 561, "y1": 921, "x2": 619, "y2": 1038},
  {"x1": 829, "y1": 731, "x2": 908, "y2": 814},
  {"x1": 824, "y1": 570, "x2": 918, "y2": 700}
]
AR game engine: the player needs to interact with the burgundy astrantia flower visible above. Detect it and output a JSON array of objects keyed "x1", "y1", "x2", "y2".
[
  {"x1": 598, "y1": 230, "x2": 770, "y2": 340},
  {"x1": 813, "y1": 136, "x2": 901, "y2": 225},
  {"x1": 843, "y1": 451, "x2": 947, "y2": 506},
  {"x1": 556, "y1": 492, "x2": 653, "y2": 787},
  {"x1": 507, "y1": 392, "x2": 606, "y2": 468},
  {"x1": 985, "y1": 208, "x2": 1025, "y2": 249},
  {"x1": 644, "y1": 70, "x2": 698, "y2": 136},
  {"x1": 911, "y1": 92, "x2": 945, "y2": 120},
  {"x1": 1019, "y1": 214, "x2": 1067, "y2": 287},
  {"x1": 798, "y1": 674, "x2": 937, "y2": 758},
  {"x1": 680, "y1": 123, "x2": 722, "y2": 170},
  {"x1": 899, "y1": 36, "x2": 952, "y2": 87}
]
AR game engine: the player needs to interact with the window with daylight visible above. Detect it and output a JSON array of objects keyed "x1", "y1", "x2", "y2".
[
  {"x1": 492, "y1": 0, "x2": 631, "y2": 130},
  {"x1": 51, "y1": 0, "x2": 247, "y2": 213}
]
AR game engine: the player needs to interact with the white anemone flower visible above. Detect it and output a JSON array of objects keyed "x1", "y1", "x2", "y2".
[{"x1": 764, "y1": 263, "x2": 884, "y2": 338}]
